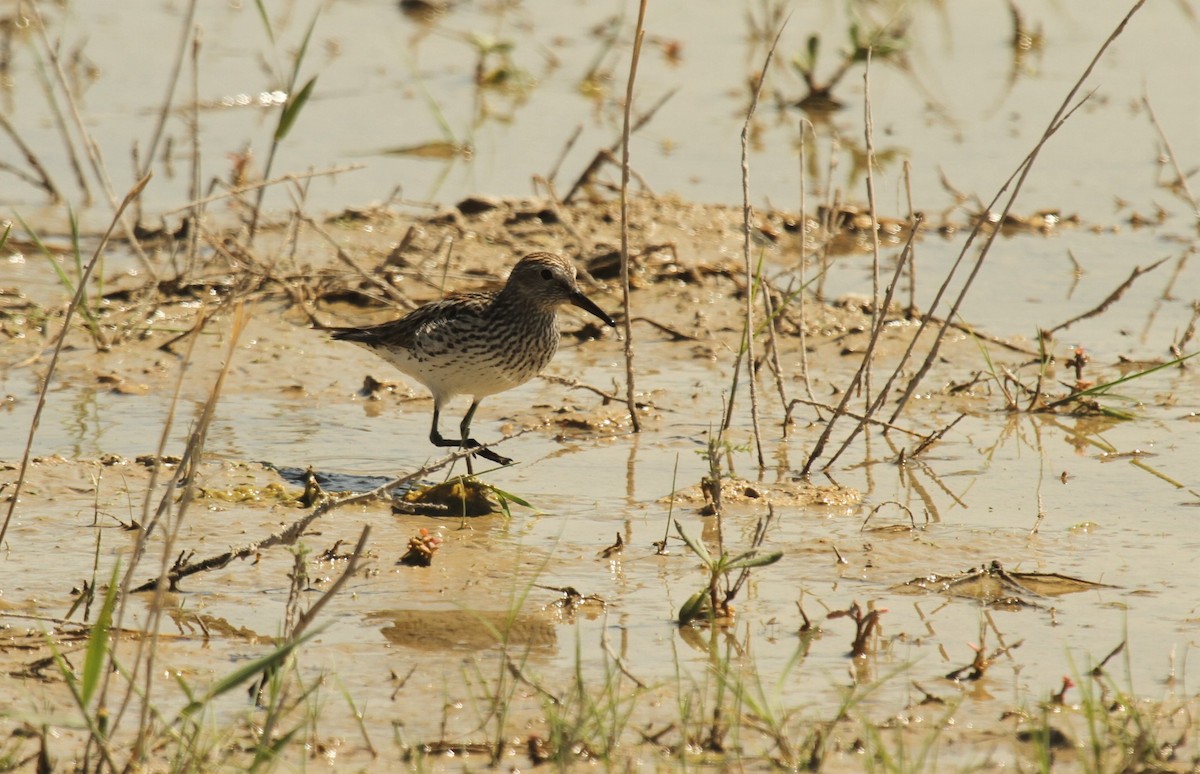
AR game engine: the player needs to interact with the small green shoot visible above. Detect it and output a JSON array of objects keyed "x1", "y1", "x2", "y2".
[{"x1": 674, "y1": 518, "x2": 782, "y2": 626}]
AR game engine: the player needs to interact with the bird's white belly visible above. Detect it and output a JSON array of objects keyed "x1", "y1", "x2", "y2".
[{"x1": 369, "y1": 343, "x2": 533, "y2": 400}]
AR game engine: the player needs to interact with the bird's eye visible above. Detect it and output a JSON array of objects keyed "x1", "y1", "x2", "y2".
[{"x1": 540, "y1": 269, "x2": 553, "y2": 281}]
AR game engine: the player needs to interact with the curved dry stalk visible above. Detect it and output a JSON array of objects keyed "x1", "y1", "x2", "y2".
[
  {"x1": 0, "y1": 174, "x2": 150, "y2": 551},
  {"x1": 888, "y1": 0, "x2": 1147, "y2": 425},
  {"x1": 29, "y1": 3, "x2": 157, "y2": 279}
]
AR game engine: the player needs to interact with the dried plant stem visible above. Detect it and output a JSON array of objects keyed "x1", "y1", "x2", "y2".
[
  {"x1": 185, "y1": 23, "x2": 204, "y2": 278},
  {"x1": 0, "y1": 112, "x2": 61, "y2": 200},
  {"x1": 288, "y1": 525, "x2": 371, "y2": 643},
  {"x1": 618, "y1": 0, "x2": 648, "y2": 433},
  {"x1": 25, "y1": 27, "x2": 89, "y2": 201},
  {"x1": 801, "y1": 218, "x2": 918, "y2": 475},
  {"x1": 795, "y1": 118, "x2": 818, "y2": 420},
  {"x1": 564, "y1": 88, "x2": 674, "y2": 204},
  {"x1": 786, "y1": 398, "x2": 925, "y2": 438},
  {"x1": 163, "y1": 164, "x2": 364, "y2": 216},
  {"x1": 1141, "y1": 93, "x2": 1199, "y2": 219},
  {"x1": 0, "y1": 174, "x2": 150, "y2": 551},
  {"x1": 760, "y1": 281, "x2": 790, "y2": 429},
  {"x1": 1045, "y1": 256, "x2": 1168, "y2": 335},
  {"x1": 903, "y1": 161, "x2": 917, "y2": 312},
  {"x1": 30, "y1": 4, "x2": 156, "y2": 279},
  {"x1": 862, "y1": 53, "x2": 882, "y2": 405},
  {"x1": 137, "y1": 0, "x2": 198, "y2": 182},
  {"x1": 124, "y1": 304, "x2": 248, "y2": 760},
  {"x1": 129, "y1": 450, "x2": 472, "y2": 593},
  {"x1": 889, "y1": 0, "x2": 1147, "y2": 424},
  {"x1": 736, "y1": 17, "x2": 788, "y2": 468}
]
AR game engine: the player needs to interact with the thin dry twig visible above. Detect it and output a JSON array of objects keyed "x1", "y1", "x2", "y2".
[
  {"x1": 0, "y1": 174, "x2": 151, "y2": 550},
  {"x1": 618, "y1": 0, "x2": 648, "y2": 434},
  {"x1": 129, "y1": 451, "x2": 471, "y2": 593},
  {"x1": 1142, "y1": 93, "x2": 1200, "y2": 219},
  {"x1": 162, "y1": 164, "x2": 365, "y2": 216},
  {"x1": 1044, "y1": 256, "x2": 1169, "y2": 335},
  {"x1": 736, "y1": 17, "x2": 789, "y2": 469},
  {"x1": 889, "y1": 0, "x2": 1147, "y2": 424},
  {"x1": 862, "y1": 52, "x2": 882, "y2": 405},
  {"x1": 795, "y1": 118, "x2": 818, "y2": 423},
  {"x1": 29, "y1": 3, "x2": 156, "y2": 279},
  {"x1": 0, "y1": 111, "x2": 62, "y2": 200},
  {"x1": 801, "y1": 217, "x2": 920, "y2": 474},
  {"x1": 136, "y1": 0, "x2": 197, "y2": 182},
  {"x1": 564, "y1": 89, "x2": 675, "y2": 204}
]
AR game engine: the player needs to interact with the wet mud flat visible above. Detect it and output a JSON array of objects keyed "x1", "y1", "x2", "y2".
[{"x1": 3, "y1": 187, "x2": 1200, "y2": 771}]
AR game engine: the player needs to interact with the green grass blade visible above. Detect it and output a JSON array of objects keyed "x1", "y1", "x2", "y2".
[
  {"x1": 275, "y1": 76, "x2": 317, "y2": 142},
  {"x1": 17, "y1": 212, "x2": 76, "y2": 296},
  {"x1": 1073, "y1": 351, "x2": 1199, "y2": 398},
  {"x1": 80, "y1": 561, "x2": 121, "y2": 706},
  {"x1": 485, "y1": 484, "x2": 533, "y2": 509},
  {"x1": 179, "y1": 630, "x2": 318, "y2": 718},
  {"x1": 673, "y1": 520, "x2": 712, "y2": 565},
  {"x1": 291, "y1": 9, "x2": 321, "y2": 87},
  {"x1": 725, "y1": 550, "x2": 784, "y2": 571},
  {"x1": 253, "y1": 0, "x2": 276, "y2": 46}
]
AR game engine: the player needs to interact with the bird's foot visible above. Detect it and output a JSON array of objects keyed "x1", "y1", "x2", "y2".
[{"x1": 474, "y1": 447, "x2": 513, "y2": 466}]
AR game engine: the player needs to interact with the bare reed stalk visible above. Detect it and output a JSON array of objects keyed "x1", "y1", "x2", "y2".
[
  {"x1": 820, "y1": 222, "x2": 924, "y2": 469},
  {"x1": 0, "y1": 112, "x2": 61, "y2": 200},
  {"x1": 795, "y1": 118, "x2": 818, "y2": 419},
  {"x1": 24, "y1": 20, "x2": 89, "y2": 201},
  {"x1": 563, "y1": 89, "x2": 675, "y2": 204},
  {"x1": 185, "y1": 23, "x2": 203, "y2": 278},
  {"x1": 903, "y1": 161, "x2": 917, "y2": 312},
  {"x1": 801, "y1": 218, "x2": 917, "y2": 475},
  {"x1": 889, "y1": 0, "x2": 1147, "y2": 424},
  {"x1": 138, "y1": 305, "x2": 249, "y2": 760},
  {"x1": 815, "y1": 138, "x2": 841, "y2": 303},
  {"x1": 162, "y1": 164, "x2": 364, "y2": 217},
  {"x1": 618, "y1": 0, "x2": 648, "y2": 433},
  {"x1": 137, "y1": 0, "x2": 197, "y2": 183},
  {"x1": 734, "y1": 22, "x2": 788, "y2": 469},
  {"x1": 1141, "y1": 93, "x2": 1200, "y2": 219},
  {"x1": 862, "y1": 53, "x2": 882, "y2": 405},
  {"x1": 29, "y1": 3, "x2": 156, "y2": 279},
  {"x1": 760, "y1": 278, "x2": 790, "y2": 431},
  {"x1": 0, "y1": 175, "x2": 150, "y2": 551}
]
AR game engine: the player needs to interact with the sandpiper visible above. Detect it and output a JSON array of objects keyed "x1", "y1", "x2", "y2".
[{"x1": 330, "y1": 252, "x2": 615, "y2": 470}]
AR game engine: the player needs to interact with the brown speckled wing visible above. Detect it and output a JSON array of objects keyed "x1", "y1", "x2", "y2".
[{"x1": 330, "y1": 292, "x2": 493, "y2": 351}]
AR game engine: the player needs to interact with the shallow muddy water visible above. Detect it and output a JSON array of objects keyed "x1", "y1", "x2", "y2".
[{"x1": 3, "y1": 0, "x2": 1200, "y2": 770}]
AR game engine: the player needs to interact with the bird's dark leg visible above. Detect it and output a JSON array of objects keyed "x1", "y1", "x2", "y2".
[
  {"x1": 429, "y1": 404, "x2": 475, "y2": 474},
  {"x1": 459, "y1": 400, "x2": 513, "y2": 467},
  {"x1": 428, "y1": 402, "x2": 512, "y2": 470}
]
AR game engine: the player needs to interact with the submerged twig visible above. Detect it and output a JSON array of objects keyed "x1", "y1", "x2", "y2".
[
  {"x1": 130, "y1": 451, "x2": 471, "y2": 593},
  {"x1": 1044, "y1": 256, "x2": 1168, "y2": 335}
]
